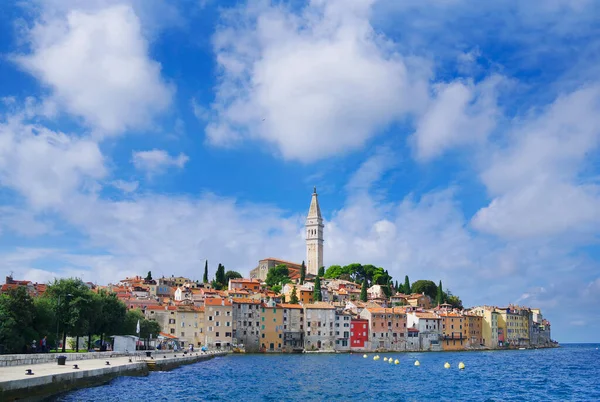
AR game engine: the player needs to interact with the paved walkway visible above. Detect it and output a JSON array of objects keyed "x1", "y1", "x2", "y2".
[
  {"x1": 0, "y1": 351, "x2": 225, "y2": 383},
  {"x1": 0, "y1": 355, "x2": 141, "y2": 382}
]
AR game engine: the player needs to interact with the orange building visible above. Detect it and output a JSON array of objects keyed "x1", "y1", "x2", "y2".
[
  {"x1": 439, "y1": 312, "x2": 465, "y2": 350},
  {"x1": 260, "y1": 301, "x2": 284, "y2": 351},
  {"x1": 228, "y1": 278, "x2": 261, "y2": 292},
  {"x1": 464, "y1": 314, "x2": 483, "y2": 346}
]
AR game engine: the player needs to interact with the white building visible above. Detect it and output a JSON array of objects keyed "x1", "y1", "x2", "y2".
[{"x1": 304, "y1": 302, "x2": 336, "y2": 351}]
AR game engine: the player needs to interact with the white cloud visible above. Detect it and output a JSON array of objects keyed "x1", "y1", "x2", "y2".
[
  {"x1": 345, "y1": 146, "x2": 397, "y2": 193},
  {"x1": 412, "y1": 75, "x2": 504, "y2": 161},
  {"x1": 472, "y1": 85, "x2": 600, "y2": 239},
  {"x1": 131, "y1": 149, "x2": 189, "y2": 175},
  {"x1": 14, "y1": 4, "x2": 173, "y2": 135},
  {"x1": 0, "y1": 116, "x2": 106, "y2": 210},
  {"x1": 205, "y1": 0, "x2": 429, "y2": 162},
  {"x1": 111, "y1": 180, "x2": 139, "y2": 193}
]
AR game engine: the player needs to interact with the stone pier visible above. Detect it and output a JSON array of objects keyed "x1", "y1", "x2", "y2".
[{"x1": 0, "y1": 351, "x2": 227, "y2": 401}]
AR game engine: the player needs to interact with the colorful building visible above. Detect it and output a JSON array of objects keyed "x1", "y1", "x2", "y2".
[
  {"x1": 204, "y1": 298, "x2": 233, "y2": 349},
  {"x1": 350, "y1": 318, "x2": 369, "y2": 350},
  {"x1": 260, "y1": 300, "x2": 284, "y2": 352},
  {"x1": 471, "y1": 306, "x2": 500, "y2": 348},
  {"x1": 304, "y1": 302, "x2": 336, "y2": 351},
  {"x1": 439, "y1": 312, "x2": 465, "y2": 351}
]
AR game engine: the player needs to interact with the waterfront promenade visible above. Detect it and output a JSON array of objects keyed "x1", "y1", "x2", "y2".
[{"x1": 0, "y1": 350, "x2": 227, "y2": 401}]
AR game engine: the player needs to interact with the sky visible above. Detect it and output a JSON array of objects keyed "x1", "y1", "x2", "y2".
[{"x1": 0, "y1": 0, "x2": 599, "y2": 342}]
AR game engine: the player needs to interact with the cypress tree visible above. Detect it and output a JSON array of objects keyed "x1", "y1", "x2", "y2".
[
  {"x1": 300, "y1": 261, "x2": 306, "y2": 285},
  {"x1": 404, "y1": 275, "x2": 411, "y2": 294},
  {"x1": 203, "y1": 260, "x2": 209, "y2": 283},
  {"x1": 436, "y1": 280, "x2": 443, "y2": 306},
  {"x1": 215, "y1": 263, "x2": 226, "y2": 287},
  {"x1": 360, "y1": 278, "x2": 368, "y2": 302},
  {"x1": 290, "y1": 287, "x2": 299, "y2": 304},
  {"x1": 313, "y1": 276, "x2": 322, "y2": 302},
  {"x1": 318, "y1": 266, "x2": 325, "y2": 277},
  {"x1": 395, "y1": 280, "x2": 399, "y2": 292}
]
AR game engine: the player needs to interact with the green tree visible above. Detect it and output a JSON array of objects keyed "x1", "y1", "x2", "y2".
[
  {"x1": 360, "y1": 279, "x2": 368, "y2": 302},
  {"x1": 411, "y1": 280, "x2": 438, "y2": 300},
  {"x1": 271, "y1": 284, "x2": 282, "y2": 294},
  {"x1": 145, "y1": 271, "x2": 152, "y2": 281},
  {"x1": 436, "y1": 280, "x2": 444, "y2": 306},
  {"x1": 313, "y1": 276, "x2": 322, "y2": 302},
  {"x1": 403, "y1": 276, "x2": 411, "y2": 294},
  {"x1": 290, "y1": 287, "x2": 299, "y2": 304},
  {"x1": 33, "y1": 296, "x2": 57, "y2": 349},
  {"x1": 0, "y1": 287, "x2": 37, "y2": 353},
  {"x1": 445, "y1": 292, "x2": 463, "y2": 309},
  {"x1": 203, "y1": 260, "x2": 209, "y2": 283},
  {"x1": 45, "y1": 278, "x2": 94, "y2": 352},
  {"x1": 266, "y1": 264, "x2": 291, "y2": 288},
  {"x1": 395, "y1": 280, "x2": 399, "y2": 292},
  {"x1": 97, "y1": 290, "x2": 127, "y2": 350},
  {"x1": 324, "y1": 265, "x2": 343, "y2": 278},
  {"x1": 318, "y1": 266, "x2": 325, "y2": 277},
  {"x1": 215, "y1": 263, "x2": 226, "y2": 287},
  {"x1": 225, "y1": 271, "x2": 243, "y2": 284},
  {"x1": 300, "y1": 261, "x2": 306, "y2": 285}
]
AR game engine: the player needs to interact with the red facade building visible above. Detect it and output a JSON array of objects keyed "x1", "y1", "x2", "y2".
[{"x1": 350, "y1": 318, "x2": 369, "y2": 349}]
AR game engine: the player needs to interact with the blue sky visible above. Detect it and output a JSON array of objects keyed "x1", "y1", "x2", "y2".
[{"x1": 0, "y1": 0, "x2": 599, "y2": 342}]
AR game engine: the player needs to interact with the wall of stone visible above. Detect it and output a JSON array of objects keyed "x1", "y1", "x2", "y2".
[{"x1": 0, "y1": 350, "x2": 177, "y2": 367}]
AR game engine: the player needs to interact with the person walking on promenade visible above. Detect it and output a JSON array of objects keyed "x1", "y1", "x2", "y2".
[{"x1": 41, "y1": 336, "x2": 48, "y2": 352}]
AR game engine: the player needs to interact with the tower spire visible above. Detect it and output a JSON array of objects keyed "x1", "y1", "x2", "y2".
[
  {"x1": 306, "y1": 187, "x2": 324, "y2": 276},
  {"x1": 307, "y1": 187, "x2": 322, "y2": 219}
]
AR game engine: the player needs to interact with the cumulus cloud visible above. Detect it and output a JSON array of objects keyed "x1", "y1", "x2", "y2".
[
  {"x1": 472, "y1": 85, "x2": 600, "y2": 239},
  {"x1": 132, "y1": 149, "x2": 189, "y2": 175},
  {"x1": 14, "y1": 4, "x2": 173, "y2": 135},
  {"x1": 205, "y1": 0, "x2": 429, "y2": 162},
  {"x1": 0, "y1": 116, "x2": 106, "y2": 210},
  {"x1": 412, "y1": 75, "x2": 504, "y2": 161}
]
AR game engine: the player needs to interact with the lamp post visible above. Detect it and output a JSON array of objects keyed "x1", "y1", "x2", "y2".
[{"x1": 55, "y1": 294, "x2": 73, "y2": 353}]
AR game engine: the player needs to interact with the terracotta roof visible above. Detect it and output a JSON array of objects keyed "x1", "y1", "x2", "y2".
[
  {"x1": 159, "y1": 332, "x2": 178, "y2": 339},
  {"x1": 204, "y1": 298, "x2": 232, "y2": 306},
  {"x1": 231, "y1": 298, "x2": 261, "y2": 304},
  {"x1": 304, "y1": 302, "x2": 335, "y2": 310},
  {"x1": 260, "y1": 257, "x2": 302, "y2": 267},
  {"x1": 230, "y1": 278, "x2": 261, "y2": 284},
  {"x1": 414, "y1": 312, "x2": 440, "y2": 319},
  {"x1": 279, "y1": 303, "x2": 302, "y2": 309}
]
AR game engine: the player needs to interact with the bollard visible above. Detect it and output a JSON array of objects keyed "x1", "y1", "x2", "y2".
[
  {"x1": 25, "y1": 369, "x2": 34, "y2": 375},
  {"x1": 73, "y1": 364, "x2": 79, "y2": 369},
  {"x1": 105, "y1": 361, "x2": 110, "y2": 366}
]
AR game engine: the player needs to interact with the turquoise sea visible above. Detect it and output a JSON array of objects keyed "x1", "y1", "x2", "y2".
[{"x1": 54, "y1": 344, "x2": 600, "y2": 401}]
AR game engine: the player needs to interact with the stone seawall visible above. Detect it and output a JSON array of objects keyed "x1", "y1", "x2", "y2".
[
  {"x1": 0, "y1": 351, "x2": 227, "y2": 401},
  {"x1": 0, "y1": 351, "x2": 176, "y2": 368}
]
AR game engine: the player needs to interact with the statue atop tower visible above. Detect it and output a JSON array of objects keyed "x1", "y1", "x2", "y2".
[{"x1": 306, "y1": 187, "x2": 324, "y2": 276}]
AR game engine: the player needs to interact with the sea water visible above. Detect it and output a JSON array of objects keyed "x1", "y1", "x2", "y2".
[{"x1": 53, "y1": 344, "x2": 600, "y2": 401}]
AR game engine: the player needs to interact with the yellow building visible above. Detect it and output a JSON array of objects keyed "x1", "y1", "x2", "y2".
[
  {"x1": 176, "y1": 305, "x2": 205, "y2": 348},
  {"x1": 204, "y1": 298, "x2": 233, "y2": 349},
  {"x1": 471, "y1": 306, "x2": 499, "y2": 348},
  {"x1": 260, "y1": 301, "x2": 284, "y2": 352}
]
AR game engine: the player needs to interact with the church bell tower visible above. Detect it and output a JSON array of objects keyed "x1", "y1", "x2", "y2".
[{"x1": 306, "y1": 187, "x2": 324, "y2": 276}]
